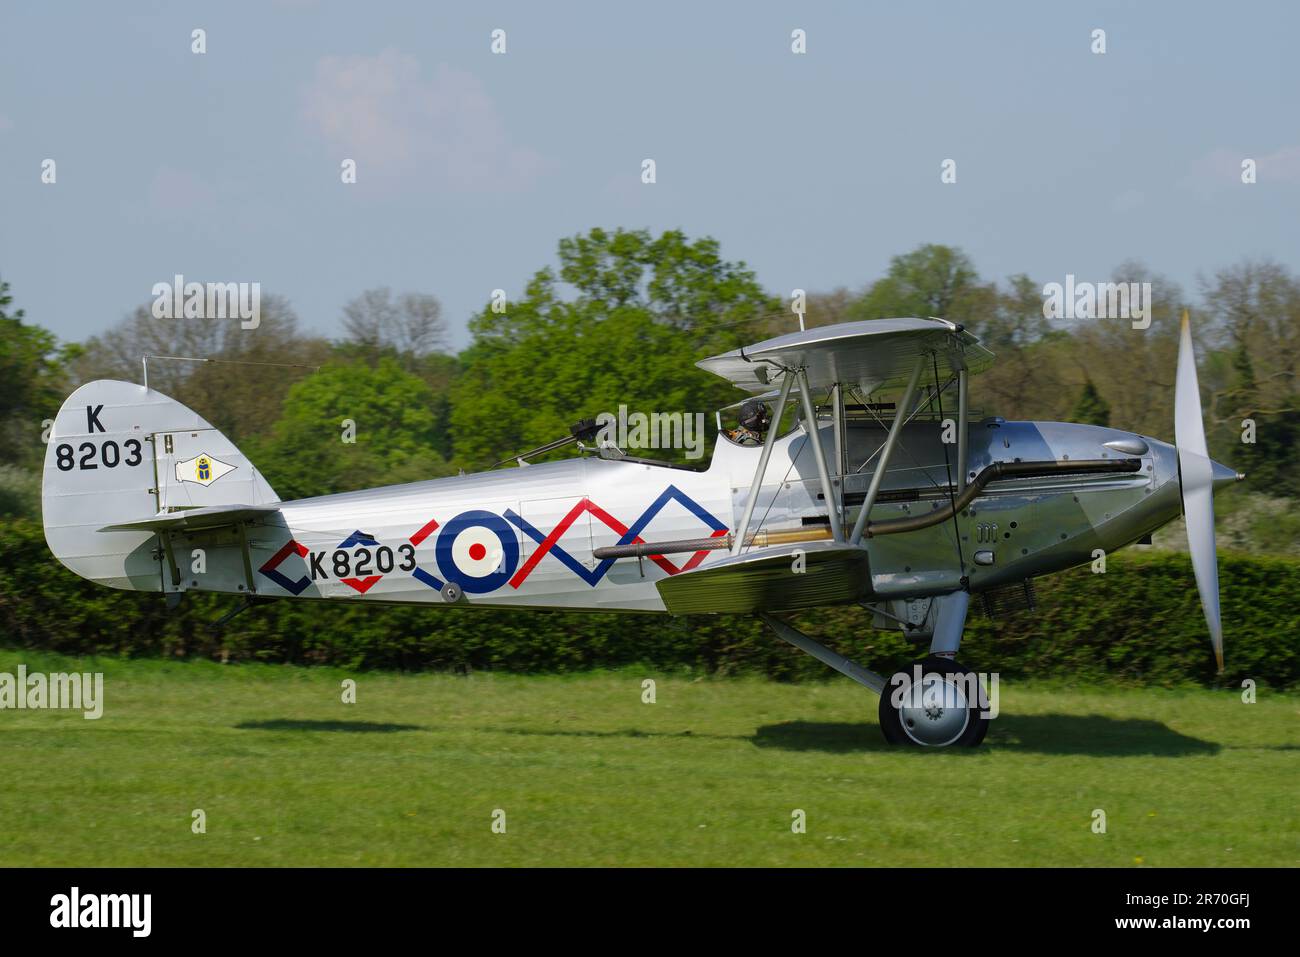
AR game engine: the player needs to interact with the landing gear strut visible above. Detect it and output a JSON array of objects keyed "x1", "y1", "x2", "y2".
[
  {"x1": 877, "y1": 591, "x2": 990, "y2": 747},
  {"x1": 759, "y1": 590, "x2": 989, "y2": 749}
]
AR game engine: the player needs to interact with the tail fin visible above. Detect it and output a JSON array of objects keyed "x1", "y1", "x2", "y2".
[{"x1": 41, "y1": 380, "x2": 279, "y2": 591}]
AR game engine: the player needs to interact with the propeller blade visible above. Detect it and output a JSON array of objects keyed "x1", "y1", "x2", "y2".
[{"x1": 1174, "y1": 309, "x2": 1224, "y2": 671}]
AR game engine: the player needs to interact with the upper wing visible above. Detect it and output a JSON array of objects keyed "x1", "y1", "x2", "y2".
[{"x1": 696, "y1": 317, "x2": 994, "y2": 395}]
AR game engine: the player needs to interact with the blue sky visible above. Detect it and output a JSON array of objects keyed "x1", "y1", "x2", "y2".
[{"x1": 2, "y1": 1, "x2": 1297, "y2": 348}]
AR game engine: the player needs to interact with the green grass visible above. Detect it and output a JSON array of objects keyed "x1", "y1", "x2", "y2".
[{"x1": 0, "y1": 650, "x2": 1296, "y2": 867}]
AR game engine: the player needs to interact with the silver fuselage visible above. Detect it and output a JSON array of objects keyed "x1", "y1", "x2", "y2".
[{"x1": 163, "y1": 418, "x2": 1233, "y2": 612}]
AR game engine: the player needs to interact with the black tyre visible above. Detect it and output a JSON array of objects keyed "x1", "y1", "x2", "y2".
[{"x1": 878, "y1": 655, "x2": 991, "y2": 747}]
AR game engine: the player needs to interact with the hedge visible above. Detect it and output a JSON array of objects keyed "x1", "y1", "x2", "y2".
[{"x1": 1, "y1": 519, "x2": 1295, "y2": 687}]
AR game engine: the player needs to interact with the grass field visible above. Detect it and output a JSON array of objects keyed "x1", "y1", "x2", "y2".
[{"x1": 1, "y1": 649, "x2": 1296, "y2": 867}]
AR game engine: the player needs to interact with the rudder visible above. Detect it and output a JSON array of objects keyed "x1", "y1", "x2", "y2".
[{"x1": 41, "y1": 380, "x2": 279, "y2": 591}]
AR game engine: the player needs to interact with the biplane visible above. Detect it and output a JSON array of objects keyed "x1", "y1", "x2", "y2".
[{"x1": 41, "y1": 314, "x2": 1239, "y2": 746}]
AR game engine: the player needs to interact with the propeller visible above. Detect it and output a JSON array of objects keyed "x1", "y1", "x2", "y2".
[{"x1": 1174, "y1": 309, "x2": 1224, "y2": 671}]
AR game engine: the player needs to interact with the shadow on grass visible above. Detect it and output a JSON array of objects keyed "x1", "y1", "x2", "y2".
[
  {"x1": 237, "y1": 714, "x2": 1225, "y2": 754},
  {"x1": 483, "y1": 727, "x2": 751, "y2": 743},
  {"x1": 752, "y1": 714, "x2": 1221, "y2": 756},
  {"x1": 236, "y1": 719, "x2": 424, "y2": 733}
]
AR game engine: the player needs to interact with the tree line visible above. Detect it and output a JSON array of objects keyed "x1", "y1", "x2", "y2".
[{"x1": 2, "y1": 229, "x2": 1298, "y2": 517}]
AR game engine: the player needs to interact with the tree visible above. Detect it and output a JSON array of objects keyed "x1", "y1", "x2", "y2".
[
  {"x1": 71, "y1": 294, "x2": 331, "y2": 442},
  {"x1": 555, "y1": 228, "x2": 774, "y2": 334},
  {"x1": 450, "y1": 228, "x2": 778, "y2": 466},
  {"x1": 848, "y1": 244, "x2": 982, "y2": 321},
  {"x1": 1067, "y1": 264, "x2": 1186, "y2": 440},
  {"x1": 1072, "y1": 379, "x2": 1111, "y2": 426},
  {"x1": 341, "y1": 287, "x2": 447, "y2": 365},
  {"x1": 251, "y1": 359, "x2": 454, "y2": 501},
  {"x1": 1200, "y1": 260, "x2": 1300, "y2": 490},
  {"x1": 970, "y1": 273, "x2": 1077, "y2": 422},
  {"x1": 0, "y1": 277, "x2": 69, "y2": 467},
  {"x1": 1216, "y1": 341, "x2": 1300, "y2": 495}
]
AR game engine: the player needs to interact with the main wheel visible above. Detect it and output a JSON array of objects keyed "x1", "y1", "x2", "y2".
[{"x1": 878, "y1": 655, "x2": 991, "y2": 747}]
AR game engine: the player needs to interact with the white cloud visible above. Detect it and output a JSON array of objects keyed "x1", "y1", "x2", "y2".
[{"x1": 302, "y1": 48, "x2": 544, "y2": 192}]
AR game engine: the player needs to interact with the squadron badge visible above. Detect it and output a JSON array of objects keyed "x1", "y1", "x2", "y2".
[{"x1": 175, "y1": 453, "x2": 236, "y2": 486}]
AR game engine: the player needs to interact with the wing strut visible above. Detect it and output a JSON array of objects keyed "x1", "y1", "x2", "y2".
[
  {"x1": 796, "y1": 368, "x2": 844, "y2": 542},
  {"x1": 932, "y1": 352, "x2": 967, "y2": 576},
  {"x1": 732, "y1": 371, "x2": 794, "y2": 555},
  {"x1": 849, "y1": 355, "x2": 927, "y2": 545},
  {"x1": 831, "y1": 382, "x2": 847, "y2": 524},
  {"x1": 956, "y1": 367, "x2": 970, "y2": 493}
]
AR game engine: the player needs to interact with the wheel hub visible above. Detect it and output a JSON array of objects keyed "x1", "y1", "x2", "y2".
[{"x1": 897, "y1": 674, "x2": 970, "y2": 746}]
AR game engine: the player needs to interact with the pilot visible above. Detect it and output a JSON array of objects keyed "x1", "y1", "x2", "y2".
[{"x1": 726, "y1": 399, "x2": 772, "y2": 447}]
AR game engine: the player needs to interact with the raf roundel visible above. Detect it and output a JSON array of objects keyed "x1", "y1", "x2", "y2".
[
  {"x1": 452, "y1": 526, "x2": 503, "y2": 575},
  {"x1": 434, "y1": 510, "x2": 519, "y2": 594}
]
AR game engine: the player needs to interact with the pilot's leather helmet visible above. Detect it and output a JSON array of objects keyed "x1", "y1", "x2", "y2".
[{"x1": 738, "y1": 399, "x2": 771, "y2": 433}]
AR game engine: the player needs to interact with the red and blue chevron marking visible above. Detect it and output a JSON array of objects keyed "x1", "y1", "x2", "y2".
[
  {"x1": 257, "y1": 486, "x2": 726, "y2": 596},
  {"x1": 407, "y1": 516, "x2": 442, "y2": 591},
  {"x1": 258, "y1": 539, "x2": 311, "y2": 595},
  {"x1": 336, "y1": 529, "x2": 381, "y2": 593},
  {"x1": 505, "y1": 484, "x2": 727, "y2": 588}
]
